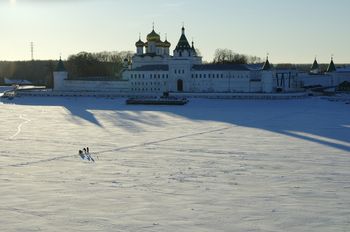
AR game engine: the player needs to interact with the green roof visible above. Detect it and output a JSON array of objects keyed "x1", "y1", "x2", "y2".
[
  {"x1": 326, "y1": 59, "x2": 336, "y2": 72},
  {"x1": 311, "y1": 59, "x2": 319, "y2": 70},
  {"x1": 262, "y1": 58, "x2": 272, "y2": 70},
  {"x1": 55, "y1": 59, "x2": 66, "y2": 72},
  {"x1": 175, "y1": 27, "x2": 191, "y2": 51}
]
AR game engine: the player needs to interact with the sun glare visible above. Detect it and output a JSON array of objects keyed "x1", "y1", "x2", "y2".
[{"x1": 10, "y1": 0, "x2": 16, "y2": 5}]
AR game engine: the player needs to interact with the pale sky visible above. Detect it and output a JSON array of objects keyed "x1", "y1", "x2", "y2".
[{"x1": 1, "y1": 0, "x2": 350, "y2": 63}]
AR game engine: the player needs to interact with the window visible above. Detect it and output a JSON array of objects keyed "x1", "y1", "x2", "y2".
[
  {"x1": 150, "y1": 74, "x2": 152, "y2": 79},
  {"x1": 131, "y1": 74, "x2": 133, "y2": 78},
  {"x1": 221, "y1": 74, "x2": 223, "y2": 78},
  {"x1": 204, "y1": 74, "x2": 206, "y2": 78},
  {"x1": 182, "y1": 70, "x2": 185, "y2": 74},
  {"x1": 175, "y1": 69, "x2": 177, "y2": 74}
]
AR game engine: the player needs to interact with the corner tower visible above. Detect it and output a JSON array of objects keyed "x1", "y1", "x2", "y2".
[
  {"x1": 262, "y1": 56, "x2": 272, "y2": 71},
  {"x1": 261, "y1": 56, "x2": 273, "y2": 93},
  {"x1": 310, "y1": 58, "x2": 320, "y2": 74},
  {"x1": 53, "y1": 57, "x2": 68, "y2": 91},
  {"x1": 326, "y1": 57, "x2": 336, "y2": 73}
]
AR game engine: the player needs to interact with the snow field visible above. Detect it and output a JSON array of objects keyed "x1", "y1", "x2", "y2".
[{"x1": 0, "y1": 96, "x2": 349, "y2": 231}]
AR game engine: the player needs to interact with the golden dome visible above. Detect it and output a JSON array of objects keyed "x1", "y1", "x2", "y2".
[
  {"x1": 147, "y1": 30, "x2": 161, "y2": 42},
  {"x1": 163, "y1": 40, "x2": 171, "y2": 48},
  {"x1": 135, "y1": 39, "x2": 145, "y2": 47},
  {"x1": 156, "y1": 41, "x2": 165, "y2": 47}
]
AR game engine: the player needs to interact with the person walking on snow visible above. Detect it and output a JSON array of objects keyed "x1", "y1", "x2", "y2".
[{"x1": 78, "y1": 150, "x2": 85, "y2": 159}]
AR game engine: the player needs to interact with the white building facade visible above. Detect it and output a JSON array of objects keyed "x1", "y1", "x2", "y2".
[{"x1": 123, "y1": 26, "x2": 281, "y2": 94}]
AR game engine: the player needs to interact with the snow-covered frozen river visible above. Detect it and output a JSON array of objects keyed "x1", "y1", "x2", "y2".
[{"x1": 0, "y1": 95, "x2": 349, "y2": 231}]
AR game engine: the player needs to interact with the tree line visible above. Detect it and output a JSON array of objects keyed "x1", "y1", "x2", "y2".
[
  {"x1": 0, "y1": 60, "x2": 55, "y2": 86},
  {"x1": 0, "y1": 51, "x2": 132, "y2": 86},
  {"x1": 66, "y1": 51, "x2": 132, "y2": 79},
  {"x1": 212, "y1": 48, "x2": 262, "y2": 64}
]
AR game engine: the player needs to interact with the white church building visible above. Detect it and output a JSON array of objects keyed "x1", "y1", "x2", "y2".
[{"x1": 122, "y1": 26, "x2": 280, "y2": 94}]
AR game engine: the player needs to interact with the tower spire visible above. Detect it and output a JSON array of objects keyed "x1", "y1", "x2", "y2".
[
  {"x1": 262, "y1": 54, "x2": 271, "y2": 71},
  {"x1": 327, "y1": 55, "x2": 336, "y2": 72},
  {"x1": 311, "y1": 56, "x2": 319, "y2": 73}
]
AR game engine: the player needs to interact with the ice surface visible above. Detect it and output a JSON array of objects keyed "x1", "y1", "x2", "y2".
[{"x1": 0, "y1": 94, "x2": 349, "y2": 231}]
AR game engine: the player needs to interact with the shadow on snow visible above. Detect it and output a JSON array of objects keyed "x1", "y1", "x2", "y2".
[{"x1": 2, "y1": 96, "x2": 350, "y2": 152}]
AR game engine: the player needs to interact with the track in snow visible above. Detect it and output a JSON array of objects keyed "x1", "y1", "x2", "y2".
[{"x1": 8, "y1": 114, "x2": 31, "y2": 140}]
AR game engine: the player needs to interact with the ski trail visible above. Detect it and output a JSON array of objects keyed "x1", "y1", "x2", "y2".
[
  {"x1": 5, "y1": 155, "x2": 75, "y2": 168},
  {"x1": 95, "y1": 108, "x2": 314, "y2": 155},
  {"x1": 9, "y1": 114, "x2": 31, "y2": 140},
  {"x1": 96, "y1": 126, "x2": 231, "y2": 155}
]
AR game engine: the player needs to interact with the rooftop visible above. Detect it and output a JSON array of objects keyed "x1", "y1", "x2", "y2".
[
  {"x1": 192, "y1": 64, "x2": 250, "y2": 71},
  {"x1": 133, "y1": 65, "x2": 169, "y2": 71}
]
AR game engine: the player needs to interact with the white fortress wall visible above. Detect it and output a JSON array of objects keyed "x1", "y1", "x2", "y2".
[{"x1": 60, "y1": 79, "x2": 130, "y2": 92}]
